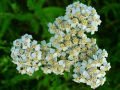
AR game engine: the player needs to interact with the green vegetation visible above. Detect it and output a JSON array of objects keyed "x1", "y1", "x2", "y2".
[{"x1": 0, "y1": 0, "x2": 120, "y2": 90}]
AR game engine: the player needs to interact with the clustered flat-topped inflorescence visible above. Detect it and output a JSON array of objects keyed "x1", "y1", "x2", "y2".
[
  {"x1": 11, "y1": 34, "x2": 42, "y2": 75},
  {"x1": 11, "y1": 1, "x2": 111, "y2": 89}
]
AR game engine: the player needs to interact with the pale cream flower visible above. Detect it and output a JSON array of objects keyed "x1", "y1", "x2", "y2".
[{"x1": 11, "y1": 34, "x2": 42, "y2": 75}]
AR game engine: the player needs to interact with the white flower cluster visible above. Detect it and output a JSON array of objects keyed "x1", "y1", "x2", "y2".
[
  {"x1": 73, "y1": 49, "x2": 111, "y2": 89},
  {"x1": 11, "y1": 1, "x2": 111, "y2": 89},
  {"x1": 11, "y1": 34, "x2": 42, "y2": 75},
  {"x1": 45, "y1": 1, "x2": 110, "y2": 89},
  {"x1": 65, "y1": 1, "x2": 101, "y2": 34}
]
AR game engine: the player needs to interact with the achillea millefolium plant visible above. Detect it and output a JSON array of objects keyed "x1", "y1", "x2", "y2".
[{"x1": 11, "y1": 1, "x2": 111, "y2": 89}]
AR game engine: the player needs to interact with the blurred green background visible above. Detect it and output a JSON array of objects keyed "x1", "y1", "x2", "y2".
[{"x1": 0, "y1": 0, "x2": 120, "y2": 90}]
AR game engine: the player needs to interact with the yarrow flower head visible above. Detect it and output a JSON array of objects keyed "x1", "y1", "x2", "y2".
[
  {"x1": 47, "y1": 1, "x2": 110, "y2": 89},
  {"x1": 11, "y1": 34, "x2": 42, "y2": 75},
  {"x1": 73, "y1": 49, "x2": 111, "y2": 89},
  {"x1": 65, "y1": 1, "x2": 101, "y2": 34},
  {"x1": 10, "y1": 1, "x2": 111, "y2": 89}
]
